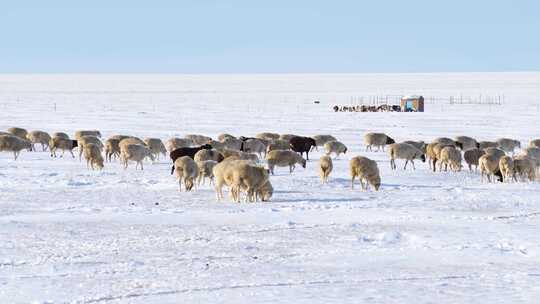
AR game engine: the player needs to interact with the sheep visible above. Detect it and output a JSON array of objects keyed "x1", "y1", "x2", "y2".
[
  {"x1": 7, "y1": 127, "x2": 28, "y2": 139},
  {"x1": 77, "y1": 136, "x2": 103, "y2": 161},
  {"x1": 513, "y1": 156, "x2": 536, "y2": 182},
  {"x1": 26, "y1": 130, "x2": 52, "y2": 151},
  {"x1": 279, "y1": 134, "x2": 299, "y2": 142},
  {"x1": 196, "y1": 160, "x2": 218, "y2": 185},
  {"x1": 350, "y1": 156, "x2": 381, "y2": 191},
  {"x1": 266, "y1": 139, "x2": 291, "y2": 153},
  {"x1": 109, "y1": 135, "x2": 131, "y2": 141},
  {"x1": 74, "y1": 130, "x2": 101, "y2": 140},
  {"x1": 324, "y1": 140, "x2": 348, "y2": 159},
  {"x1": 499, "y1": 156, "x2": 517, "y2": 182},
  {"x1": 120, "y1": 144, "x2": 155, "y2": 170},
  {"x1": 289, "y1": 136, "x2": 317, "y2": 160},
  {"x1": 454, "y1": 136, "x2": 479, "y2": 150},
  {"x1": 218, "y1": 133, "x2": 236, "y2": 142},
  {"x1": 49, "y1": 136, "x2": 77, "y2": 158},
  {"x1": 266, "y1": 150, "x2": 306, "y2": 174},
  {"x1": 226, "y1": 162, "x2": 270, "y2": 202},
  {"x1": 174, "y1": 156, "x2": 199, "y2": 191},
  {"x1": 118, "y1": 137, "x2": 146, "y2": 150},
  {"x1": 169, "y1": 144, "x2": 213, "y2": 174},
  {"x1": 496, "y1": 138, "x2": 521, "y2": 154},
  {"x1": 401, "y1": 140, "x2": 426, "y2": 153},
  {"x1": 52, "y1": 132, "x2": 70, "y2": 139},
  {"x1": 241, "y1": 138, "x2": 266, "y2": 157},
  {"x1": 520, "y1": 147, "x2": 540, "y2": 169},
  {"x1": 319, "y1": 155, "x2": 333, "y2": 183},
  {"x1": 478, "y1": 154, "x2": 503, "y2": 182},
  {"x1": 83, "y1": 143, "x2": 104, "y2": 170},
  {"x1": 256, "y1": 179, "x2": 274, "y2": 202},
  {"x1": 238, "y1": 152, "x2": 260, "y2": 163},
  {"x1": 0, "y1": 135, "x2": 32, "y2": 160},
  {"x1": 463, "y1": 148, "x2": 485, "y2": 172},
  {"x1": 218, "y1": 148, "x2": 242, "y2": 159},
  {"x1": 433, "y1": 137, "x2": 460, "y2": 147},
  {"x1": 104, "y1": 138, "x2": 121, "y2": 162},
  {"x1": 166, "y1": 137, "x2": 194, "y2": 152},
  {"x1": 364, "y1": 132, "x2": 395, "y2": 152},
  {"x1": 528, "y1": 139, "x2": 540, "y2": 149},
  {"x1": 256, "y1": 132, "x2": 280, "y2": 141},
  {"x1": 0, "y1": 132, "x2": 11, "y2": 136},
  {"x1": 185, "y1": 134, "x2": 212, "y2": 145},
  {"x1": 388, "y1": 143, "x2": 426, "y2": 170},
  {"x1": 194, "y1": 149, "x2": 224, "y2": 163},
  {"x1": 213, "y1": 159, "x2": 254, "y2": 201},
  {"x1": 144, "y1": 138, "x2": 167, "y2": 160},
  {"x1": 313, "y1": 135, "x2": 337, "y2": 148},
  {"x1": 478, "y1": 141, "x2": 498, "y2": 150},
  {"x1": 484, "y1": 147, "x2": 506, "y2": 161},
  {"x1": 222, "y1": 137, "x2": 243, "y2": 151},
  {"x1": 427, "y1": 143, "x2": 454, "y2": 172},
  {"x1": 438, "y1": 146, "x2": 462, "y2": 172}
]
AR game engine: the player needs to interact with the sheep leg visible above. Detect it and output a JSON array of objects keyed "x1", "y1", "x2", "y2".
[
  {"x1": 360, "y1": 178, "x2": 367, "y2": 191},
  {"x1": 351, "y1": 175, "x2": 355, "y2": 189},
  {"x1": 13, "y1": 151, "x2": 18, "y2": 160},
  {"x1": 403, "y1": 160, "x2": 408, "y2": 170},
  {"x1": 432, "y1": 158, "x2": 437, "y2": 172},
  {"x1": 411, "y1": 160, "x2": 416, "y2": 170},
  {"x1": 140, "y1": 161, "x2": 144, "y2": 171}
]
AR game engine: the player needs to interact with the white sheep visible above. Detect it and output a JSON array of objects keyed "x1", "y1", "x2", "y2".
[
  {"x1": 478, "y1": 154, "x2": 503, "y2": 182},
  {"x1": 49, "y1": 136, "x2": 77, "y2": 158},
  {"x1": 242, "y1": 138, "x2": 266, "y2": 157},
  {"x1": 174, "y1": 156, "x2": 199, "y2": 191},
  {"x1": 266, "y1": 139, "x2": 291, "y2": 153},
  {"x1": 520, "y1": 147, "x2": 540, "y2": 169},
  {"x1": 83, "y1": 143, "x2": 104, "y2": 170},
  {"x1": 496, "y1": 138, "x2": 521, "y2": 154},
  {"x1": 484, "y1": 147, "x2": 506, "y2": 161},
  {"x1": 463, "y1": 148, "x2": 485, "y2": 172},
  {"x1": 266, "y1": 150, "x2": 306, "y2": 174},
  {"x1": 454, "y1": 136, "x2": 479, "y2": 150},
  {"x1": 196, "y1": 160, "x2": 218, "y2": 185},
  {"x1": 26, "y1": 130, "x2": 52, "y2": 151},
  {"x1": 478, "y1": 141, "x2": 498, "y2": 150},
  {"x1": 350, "y1": 156, "x2": 381, "y2": 191},
  {"x1": 279, "y1": 134, "x2": 299, "y2": 142},
  {"x1": 109, "y1": 134, "x2": 131, "y2": 141},
  {"x1": 513, "y1": 156, "x2": 536, "y2": 182},
  {"x1": 7, "y1": 127, "x2": 28, "y2": 139},
  {"x1": 499, "y1": 156, "x2": 517, "y2": 182},
  {"x1": 313, "y1": 134, "x2": 337, "y2": 148},
  {"x1": 194, "y1": 149, "x2": 224, "y2": 162},
  {"x1": 222, "y1": 137, "x2": 243, "y2": 151},
  {"x1": 213, "y1": 159, "x2": 254, "y2": 201},
  {"x1": 256, "y1": 132, "x2": 280, "y2": 142},
  {"x1": 52, "y1": 132, "x2": 70, "y2": 139},
  {"x1": 166, "y1": 137, "x2": 193, "y2": 152},
  {"x1": 120, "y1": 144, "x2": 155, "y2": 170},
  {"x1": 0, "y1": 135, "x2": 32, "y2": 160},
  {"x1": 528, "y1": 139, "x2": 540, "y2": 149},
  {"x1": 401, "y1": 140, "x2": 426, "y2": 153},
  {"x1": 144, "y1": 138, "x2": 167, "y2": 160},
  {"x1": 104, "y1": 138, "x2": 121, "y2": 162},
  {"x1": 438, "y1": 146, "x2": 462, "y2": 172},
  {"x1": 364, "y1": 132, "x2": 395, "y2": 152},
  {"x1": 319, "y1": 155, "x2": 333, "y2": 183},
  {"x1": 324, "y1": 140, "x2": 348, "y2": 159},
  {"x1": 74, "y1": 130, "x2": 101, "y2": 140},
  {"x1": 388, "y1": 143, "x2": 426, "y2": 170},
  {"x1": 185, "y1": 134, "x2": 212, "y2": 145},
  {"x1": 78, "y1": 136, "x2": 103, "y2": 161},
  {"x1": 226, "y1": 162, "x2": 270, "y2": 202},
  {"x1": 256, "y1": 179, "x2": 274, "y2": 202},
  {"x1": 218, "y1": 133, "x2": 236, "y2": 142}
]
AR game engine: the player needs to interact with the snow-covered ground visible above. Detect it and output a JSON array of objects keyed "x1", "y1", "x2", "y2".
[{"x1": 1, "y1": 73, "x2": 540, "y2": 303}]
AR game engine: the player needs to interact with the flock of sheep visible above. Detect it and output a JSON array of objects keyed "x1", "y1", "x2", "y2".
[{"x1": 1, "y1": 127, "x2": 539, "y2": 203}]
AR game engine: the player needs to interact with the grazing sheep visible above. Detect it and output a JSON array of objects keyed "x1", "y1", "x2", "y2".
[
  {"x1": 496, "y1": 138, "x2": 521, "y2": 154},
  {"x1": 266, "y1": 150, "x2": 306, "y2": 174},
  {"x1": 388, "y1": 143, "x2": 426, "y2": 170},
  {"x1": 427, "y1": 143, "x2": 455, "y2": 172},
  {"x1": 49, "y1": 136, "x2": 77, "y2": 158},
  {"x1": 479, "y1": 141, "x2": 498, "y2": 150},
  {"x1": 256, "y1": 132, "x2": 280, "y2": 141},
  {"x1": 528, "y1": 139, "x2": 540, "y2": 149},
  {"x1": 222, "y1": 137, "x2": 243, "y2": 151},
  {"x1": 241, "y1": 138, "x2": 266, "y2": 157},
  {"x1": 238, "y1": 152, "x2": 260, "y2": 163},
  {"x1": 499, "y1": 156, "x2": 517, "y2": 182},
  {"x1": 223, "y1": 162, "x2": 269, "y2": 202},
  {"x1": 213, "y1": 159, "x2": 254, "y2": 201},
  {"x1": 109, "y1": 135, "x2": 131, "y2": 141},
  {"x1": 513, "y1": 156, "x2": 536, "y2": 182},
  {"x1": 402, "y1": 140, "x2": 426, "y2": 153},
  {"x1": 174, "y1": 156, "x2": 199, "y2": 191},
  {"x1": 350, "y1": 156, "x2": 381, "y2": 191},
  {"x1": 165, "y1": 137, "x2": 193, "y2": 152},
  {"x1": 289, "y1": 136, "x2": 317, "y2": 160},
  {"x1": 520, "y1": 147, "x2": 540, "y2": 169},
  {"x1": 463, "y1": 148, "x2": 485, "y2": 172},
  {"x1": 118, "y1": 137, "x2": 146, "y2": 150},
  {"x1": 52, "y1": 132, "x2": 70, "y2": 139},
  {"x1": 433, "y1": 137, "x2": 459, "y2": 147},
  {"x1": 324, "y1": 140, "x2": 348, "y2": 159},
  {"x1": 313, "y1": 135, "x2": 337, "y2": 148},
  {"x1": 478, "y1": 154, "x2": 503, "y2": 182},
  {"x1": 74, "y1": 130, "x2": 101, "y2": 140},
  {"x1": 197, "y1": 160, "x2": 218, "y2": 185},
  {"x1": 364, "y1": 132, "x2": 395, "y2": 152},
  {"x1": 0, "y1": 135, "x2": 32, "y2": 160},
  {"x1": 194, "y1": 149, "x2": 224, "y2": 163},
  {"x1": 7, "y1": 127, "x2": 28, "y2": 139},
  {"x1": 83, "y1": 143, "x2": 104, "y2": 170},
  {"x1": 78, "y1": 136, "x2": 103, "y2": 161},
  {"x1": 218, "y1": 133, "x2": 236, "y2": 142},
  {"x1": 279, "y1": 134, "x2": 299, "y2": 142},
  {"x1": 120, "y1": 144, "x2": 155, "y2": 170},
  {"x1": 169, "y1": 144, "x2": 213, "y2": 174},
  {"x1": 104, "y1": 138, "x2": 121, "y2": 162},
  {"x1": 26, "y1": 130, "x2": 52, "y2": 151},
  {"x1": 266, "y1": 139, "x2": 291, "y2": 153},
  {"x1": 144, "y1": 138, "x2": 167, "y2": 160},
  {"x1": 319, "y1": 155, "x2": 333, "y2": 183},
  {"x1": 455, "y1": 136, "x2": 479, "y2": 150},
  {"x1": 256, "y1": 179, "x2": 274, "y2": 202},
  {"x1": 185, "y1": 134, "x2": 212, "y2": 145},
  {"x1": 218, "y1": 148, "x2": 242, "y2": 159},
  {"x1": 438, "y1": 146, "x2": 462, "y2": 172},
  {"x1": 484, "y1": 147, "x2": 506, "y2": 161}
]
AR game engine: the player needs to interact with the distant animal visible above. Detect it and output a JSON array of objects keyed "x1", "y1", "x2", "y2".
[{"x1": 364, "y1": 133, "x2": 395, "y2": 152}]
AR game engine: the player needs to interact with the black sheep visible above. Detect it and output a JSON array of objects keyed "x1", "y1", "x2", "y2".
[
  {"x1": 170, "y1": 144, "x2": 212, "y2": 174},
  {"x1": 289, "y1": 136, "x2": 316, "y2": 160}
]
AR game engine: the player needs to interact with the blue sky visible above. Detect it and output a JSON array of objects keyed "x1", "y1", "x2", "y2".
[{"x1": 1, "y1": 1, "x2": 539, "y2": 73}]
